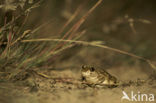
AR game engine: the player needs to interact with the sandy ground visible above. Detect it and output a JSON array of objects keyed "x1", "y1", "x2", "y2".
[
  {"x1": 0, "y1": 66, "x2": 156, "y2": 103},
  {"x1": 0, "y1": 1, "x2": 156, "y2": 103}
]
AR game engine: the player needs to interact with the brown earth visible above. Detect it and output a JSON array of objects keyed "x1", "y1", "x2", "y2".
[{"x1": 0, "y1": 66, "x2": 156, "y2": 103}]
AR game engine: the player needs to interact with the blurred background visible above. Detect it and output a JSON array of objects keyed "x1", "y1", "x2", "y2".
[
  {"x1": 27, "y1": 0, "x2": 156, "y2": 72},
  {"x1": 1, "y1": 0, "x2": 156, "y2": 77}
]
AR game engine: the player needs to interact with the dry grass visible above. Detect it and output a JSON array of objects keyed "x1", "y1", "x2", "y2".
[
  {"x1": 0, "y1": 1, "x2": 156, "y2": 103},
  {"x1": 0, "y1": 0, "x2": 155, "y2": 82},
  {"x1": 0, "y1": 0, "x2": 103, "y2": 80}
]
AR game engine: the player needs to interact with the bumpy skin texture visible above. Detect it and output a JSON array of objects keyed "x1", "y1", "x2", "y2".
[{"x1": 81, "y1": 65, "x2": 118, "y2": 87}]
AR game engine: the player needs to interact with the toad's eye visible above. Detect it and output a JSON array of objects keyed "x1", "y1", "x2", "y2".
[
  {"x1": 82, "y1": 65, "x2": 86, "y2": 69},
  {"x1": 82, "y1": 76, "x2": 85, "y2": 81},
  {"x1": 90, "y1": 67, "x2": 95, "y2": 72}
]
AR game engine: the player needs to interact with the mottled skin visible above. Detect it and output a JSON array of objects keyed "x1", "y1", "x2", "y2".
[{"x1": 81, "y1": 65, "x2": 118, "y2": 87}]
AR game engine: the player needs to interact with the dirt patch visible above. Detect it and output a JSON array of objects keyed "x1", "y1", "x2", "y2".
[{"x1": 0, "y1": 67, "x2": 156, "y2": 103}]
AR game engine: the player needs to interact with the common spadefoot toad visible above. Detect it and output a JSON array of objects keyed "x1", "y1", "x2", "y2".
[{"x1": 81, "y1": 65, "x2": 118, "y2": 87}]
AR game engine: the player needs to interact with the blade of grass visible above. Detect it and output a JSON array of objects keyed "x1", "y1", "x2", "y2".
[
  {"x1": 21, "y1": 38, "x2": 156, "y2": 71},
  {"x1": 51, "y1": 0, "x2": 102, "y2": 55},
  {"x1": 58, "y1": 4, "x2": 84, "y2": 35}
]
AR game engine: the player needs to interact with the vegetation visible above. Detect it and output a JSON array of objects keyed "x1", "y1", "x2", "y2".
[
  {"x1": 0, "y1": 0, "x2": 156, "y2": 103},
  {"x1": 0, "y1": 0, "x2": 156, "y2": 82}
]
